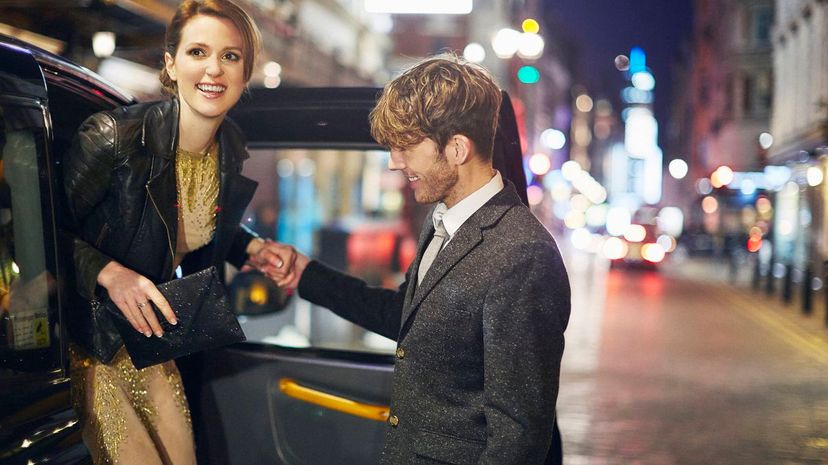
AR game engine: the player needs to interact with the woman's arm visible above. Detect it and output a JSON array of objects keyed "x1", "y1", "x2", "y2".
[{"x1": 64, "y1": 112, "x2": 176, "y2": 337}]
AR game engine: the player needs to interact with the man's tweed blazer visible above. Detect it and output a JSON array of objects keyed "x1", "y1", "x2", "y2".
[{"x1": 298, "y1": 181, "x2": 571, "y2": 465}]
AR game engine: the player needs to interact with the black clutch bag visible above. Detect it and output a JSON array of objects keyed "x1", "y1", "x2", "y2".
[{"x1": 104, "y1": 266, "x2": 246, "y2": 369}]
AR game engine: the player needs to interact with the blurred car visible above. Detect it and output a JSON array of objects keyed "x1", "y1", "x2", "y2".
[
  {"x1": 676, "y1": 229, "x2": 717, "y2": 256},
  {"x1": 605, "y1": 223, "x2": 666, "y2": 270},
  {"x1": 0, "y1": 34, "x2": 534, "y2": 465}
]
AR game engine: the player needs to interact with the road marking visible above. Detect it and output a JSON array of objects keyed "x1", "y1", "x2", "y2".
[{"x1": 722, "y1": 288, "x2": 828, "y2": 366}]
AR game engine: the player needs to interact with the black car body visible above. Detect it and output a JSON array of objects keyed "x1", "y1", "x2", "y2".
[{"x1": 0, "y1": 34, "x2": 536, "y2": 465}]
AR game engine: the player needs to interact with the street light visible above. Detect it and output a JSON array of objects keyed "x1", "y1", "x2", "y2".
[
  {"x1": 807, "y1": 166, "x2": 824, "y2": 186},
  {"x1": 463, "y1": 43, "x2": 486, "y2": 63},
  {"x1": 759, "y1": 132, "x2": 774, "y2": 149},
  {"x1": 492, "y1": 28, "x2": 520, "y2": 59},
  {"x1": 541, "y1": 128, "x2": 566, "y2": 149},
  {"x1": 517, "y1": 32, "x2": 544, "y2": 59},
  {"x1": 668, "y1": 159, "x2": 688, "y2": 179},
  {"x1": 92, "y1": 31, "x2": 115, "y2": 58}
]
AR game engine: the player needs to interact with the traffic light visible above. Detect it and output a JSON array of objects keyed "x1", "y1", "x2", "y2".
[{"x1": 517, "y1": 65, "x2": 540, "y2": 84}]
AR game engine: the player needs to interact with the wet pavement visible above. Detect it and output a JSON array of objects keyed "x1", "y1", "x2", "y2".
[{"x1": 558, "y1": 253, "x2": 828, "y2": 465}]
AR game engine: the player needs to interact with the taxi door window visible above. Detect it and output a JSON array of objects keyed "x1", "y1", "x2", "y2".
[
  {"x1": 0, "y1": 100, "x2": 60, "y2": 383},
  {"x1": 240, "y1": 148, "x2": 427, "y2": 354}
]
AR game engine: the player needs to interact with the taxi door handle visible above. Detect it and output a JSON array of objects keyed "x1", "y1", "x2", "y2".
[{"x1": 278, "y1": 378, "x2": 390, "y2": 422}]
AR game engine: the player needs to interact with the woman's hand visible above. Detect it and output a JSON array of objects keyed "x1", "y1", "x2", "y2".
[
  {"x1": 97, "y1": 261, "x2": 177, "y2": 337},
  {"x1": 247, "y1": 239, "x2": 300, "y2": 287}
]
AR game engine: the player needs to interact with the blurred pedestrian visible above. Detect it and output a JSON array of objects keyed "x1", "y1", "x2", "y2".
[
  {"x1": 63, "y1": 1, "x2": 291, "y2": 464},
  {"x1": 271, "y1": 55, "x2": 571, "y2": 464}
]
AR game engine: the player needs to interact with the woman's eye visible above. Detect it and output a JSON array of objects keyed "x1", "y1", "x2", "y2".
[
  {"x1": 187, "y1": 48, "x2": 205, "y2": 57},
  {"x1": 223, "y1": 52, "x2": 241, "y2": 62}
]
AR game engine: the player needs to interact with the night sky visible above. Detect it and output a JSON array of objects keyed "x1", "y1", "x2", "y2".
[{"x1": 542, "y1": 0, "x2": 694, "y2": 140}]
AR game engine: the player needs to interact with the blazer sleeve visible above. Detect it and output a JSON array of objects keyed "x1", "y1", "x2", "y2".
[
  {"x1": 479, "y1": 241, "x2": 571, "y2": 465},
  {"x1": 297, "y1": 260, "x2": 408, "y2": 340},
  {"x1": 63, "y1": 112, "x2": 119, "y2": 299}
]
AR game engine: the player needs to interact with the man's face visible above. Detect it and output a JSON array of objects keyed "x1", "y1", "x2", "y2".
[{"x1": 388, "y1": 138, "x2": 459, "y2": 205}]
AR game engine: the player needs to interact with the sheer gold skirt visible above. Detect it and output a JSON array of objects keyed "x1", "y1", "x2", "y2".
[{"x1": 69, "y1": 345, "x2": 196, "y2": 465}]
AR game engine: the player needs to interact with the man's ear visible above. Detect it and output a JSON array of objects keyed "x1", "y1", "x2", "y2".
[
  {"x1": 449, "y1": 135, "x2": 472, "y2": 165},
  {"x1": 164, "y1": 52, "x2": 177, "y2": 82}
]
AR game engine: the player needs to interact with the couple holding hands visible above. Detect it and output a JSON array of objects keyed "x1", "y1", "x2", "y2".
[{"x1": 64, "y1": 1, "x2": 569, "y2": 464}]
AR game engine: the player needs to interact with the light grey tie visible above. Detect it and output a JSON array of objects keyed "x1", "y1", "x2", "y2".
[{"x1": 417, "y1": 216, "x2": 448, "y2": 285}]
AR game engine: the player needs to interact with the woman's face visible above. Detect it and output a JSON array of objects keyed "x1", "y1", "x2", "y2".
[{"x1": 164, "y1": 14, "x2": 247, "y2": 122}]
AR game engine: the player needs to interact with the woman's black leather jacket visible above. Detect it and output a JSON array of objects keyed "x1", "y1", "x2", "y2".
[{"x1": 63, "y1": 98, "x2": 259, "y2": 362}]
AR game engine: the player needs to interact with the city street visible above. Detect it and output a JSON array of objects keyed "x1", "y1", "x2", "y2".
[{"x1": 558, "y1": 253, "x2": 828, "y2": 465}]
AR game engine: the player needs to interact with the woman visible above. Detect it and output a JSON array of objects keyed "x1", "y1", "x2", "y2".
[{"x1": 63, "y1": 1, "x2": 290, "y2": 463}]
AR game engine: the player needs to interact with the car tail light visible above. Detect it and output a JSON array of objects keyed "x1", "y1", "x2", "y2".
[{"x1": 747, "y1": 235, "x2": 762, "y2": 253}]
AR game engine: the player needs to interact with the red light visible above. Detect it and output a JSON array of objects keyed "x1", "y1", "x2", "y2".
[{"x1": 747, "y1": 236, "x2": 762, "y2": 253}]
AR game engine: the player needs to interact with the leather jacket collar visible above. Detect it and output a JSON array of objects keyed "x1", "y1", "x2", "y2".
[{"x1": 141, "y1": 98, "x2": 249, "y2": 173}]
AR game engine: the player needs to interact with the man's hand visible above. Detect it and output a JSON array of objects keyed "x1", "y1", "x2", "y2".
[{"x1": 97, "y1": 261, "x2": 176, "y2": 338}]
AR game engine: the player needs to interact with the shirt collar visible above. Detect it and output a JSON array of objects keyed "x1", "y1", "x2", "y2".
[{"x1": 434, "y1": 170, "x2": 504, "y2": 238}]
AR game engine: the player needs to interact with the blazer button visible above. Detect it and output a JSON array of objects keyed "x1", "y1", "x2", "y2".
[
  {"x1": 388, "y1": 415, "x2": 399, "y2": 427},
  {"x1": 395, "y1": 347, "x2": 405, "y2": 359}
]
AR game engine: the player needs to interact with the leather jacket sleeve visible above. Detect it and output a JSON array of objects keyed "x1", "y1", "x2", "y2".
[
  {"x1": 63, "y1": 112, "x2": 120, "y2": 300},
  {"x1": 227, "y1": 224, "x2": 259, "y2": 269}
]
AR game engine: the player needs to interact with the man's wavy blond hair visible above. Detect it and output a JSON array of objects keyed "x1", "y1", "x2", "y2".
[{"x1": 370, "y1": 54, "x2": 502, "y2": 160}]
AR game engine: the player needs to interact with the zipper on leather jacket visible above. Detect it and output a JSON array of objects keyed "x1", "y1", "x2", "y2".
[{"x1": 146, "y1": 183, "x2": 175, "y2": 273}]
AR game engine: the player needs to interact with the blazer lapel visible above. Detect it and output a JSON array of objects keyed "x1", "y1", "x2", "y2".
[{"x1": 399, "y1": 182, "x2": 522, "y2": 336}]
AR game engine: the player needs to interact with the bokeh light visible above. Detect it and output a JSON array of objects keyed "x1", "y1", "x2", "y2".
[
  {"x1": 807, "y1": 166, "x2": 824, "y2": 186},
  {"x1": 641, "y1": 243, "x2": 665, "y2": 263},
  {"x1": 463, "y1": 42, "x2": 486, "y2": 63},
  {"x1": 541, "y1": 128, "x2": 567, "y2": 150},
  {"x1": 603, "y1": 237, "x2": 629, "y2": 260},
  {"x1": 527, "y1": 185, "x2": 544, "y2": 206},
  {"x1": 696, "y1": 178, "x2": 713, "y2": 195},
  {"x1": 759, "y1": 132, "x2": 774, "y2": 150},
  {"x1": 564, "y1": 210, "x2": 586, "y2": 229},
  {"x1": 517, "y1": 32, "x2": 544, "y2": 59},
  {"x1": 529, "y1": 153, "x2": 552, "y2": 176},
  {"x1": 657, "y1": 234, "x2": 677, "y2": 252},
  {"x1": 668, "y1": 159, "x2": 688, "y2": 179},
  {"x1": 575, "y1": 94, "x2": 594, "y2": 113},
  {"x1": 606, "y1": 207, "x2": 631, "y2": 236},
  {"x1": 614, "y1": 54, "x2": 630, "y2": 71},
  {"x1": 561, "y1": 160, "x2": 582, "y2": 180},
  {"x1": 702, "y1": 196, "x2": 718, "y2": 214},
  {"x1": 492, "y1": 28, "x2": 520, "y2": 58},
  {"x1": 522, "y1": 18, "x2": 540, "y2": 34},
  {"x1": 624, "y1": 224, "x2": 646, "y2": 243}
]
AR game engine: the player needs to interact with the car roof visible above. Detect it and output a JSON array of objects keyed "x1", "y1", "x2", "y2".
[
  {"x1": 230, "y1": 87, "x2": 381, "y2": 150},
  {"x1": 230, "y1": 87, "x2": 529, "y2": 205},
  {"x1": 0, "y1": 33, "x2": 133, "y2": 104}
]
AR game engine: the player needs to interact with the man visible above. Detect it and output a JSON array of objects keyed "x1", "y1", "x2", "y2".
[{"x1": 277, "y1": 55, "x2": 570, "y2": 464}]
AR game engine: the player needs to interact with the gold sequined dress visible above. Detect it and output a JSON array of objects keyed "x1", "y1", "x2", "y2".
[{"x1": 70, "y1": 141, "x2": 220, "y2": 465}]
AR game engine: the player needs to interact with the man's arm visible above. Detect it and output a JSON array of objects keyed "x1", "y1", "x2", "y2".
[
  {"x1": 297, "y1": 259, "x2": 408, "y2": 341},
  {"x1": 479, "y1": 241, "x2": 571, "y2": 465}
]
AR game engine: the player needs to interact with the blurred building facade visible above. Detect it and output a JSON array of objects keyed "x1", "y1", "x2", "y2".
[
  {"x1": 0, "y1": 0, "x2": 391, "y2": 98},
  {"x1": 768, "y1": 0, "x2": 828, "y2": 315},
  {"x1": 685, "y1": 0, "x2": 773, "y2": 258}
]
